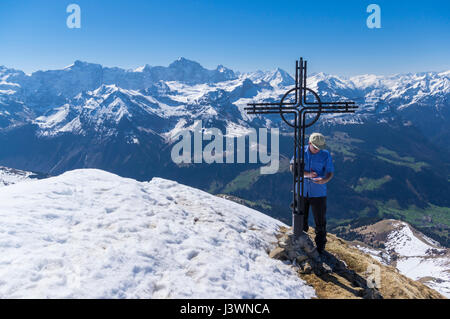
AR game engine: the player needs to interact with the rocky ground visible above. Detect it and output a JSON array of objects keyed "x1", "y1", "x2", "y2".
[{"x1": 269, "y1": 226, "x2": 445, "y2": 299}]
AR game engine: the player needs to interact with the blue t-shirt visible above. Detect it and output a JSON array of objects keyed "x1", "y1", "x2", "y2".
[{"x1": 290, "y1": 146, "x2": 334, "y2": 197}]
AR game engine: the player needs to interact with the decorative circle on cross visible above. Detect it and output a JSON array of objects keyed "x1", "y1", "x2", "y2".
[{"x1": 279, "y1": 87, "x2": 323, "y2": 128}]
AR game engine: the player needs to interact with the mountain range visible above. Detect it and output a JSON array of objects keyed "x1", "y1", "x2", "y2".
[{"x1": 0, "y1": 58, "x2": 449, "y2": 246}]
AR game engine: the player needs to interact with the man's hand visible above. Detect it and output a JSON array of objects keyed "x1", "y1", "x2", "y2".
[
  {"x1": 311, "y1": 172, "x2": 334, "y2": 184},
  {"x1": 311, "y1": 177, "x2": 327, "y2": 184},
  {"x1": 305, "y1": 171, "x2": 318, "y2": 178},
  {"x1": 290, "y1": 165, "x2": 318, "y2": 179}
]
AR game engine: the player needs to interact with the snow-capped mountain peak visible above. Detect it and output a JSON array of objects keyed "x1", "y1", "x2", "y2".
[
  {"x1": 168, "y1": 57, "x2": 202, "y2": 69},
  {"x1": 134, "y1": 64, "x2": 152, "y2": 72},
  {"x1": 64, "y1": 60, "x2": 102, "y2": 70},
  {"x1": 244, "y1": 68, "x2": 294, "y2": 87}
]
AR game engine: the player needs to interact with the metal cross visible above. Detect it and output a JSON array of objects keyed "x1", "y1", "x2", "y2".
[{"x1": 244, "y1": 58, "x2": 359, "y2": 239}]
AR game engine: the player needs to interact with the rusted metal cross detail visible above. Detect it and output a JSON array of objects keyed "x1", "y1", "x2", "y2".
[{"x1": 244, "y1": 58, "x2": 359, "y2": 239}]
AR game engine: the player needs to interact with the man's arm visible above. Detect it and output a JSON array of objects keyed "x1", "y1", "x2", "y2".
[{"x1": 311, "y1": 152, "x2": 334, "y2": 184}]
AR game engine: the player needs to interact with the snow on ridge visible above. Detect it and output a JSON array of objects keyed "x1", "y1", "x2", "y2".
[
  {"x1": 356, "y1": 245, "x2": 391, "y2": 265},
  {"x1": 0, "y1": 168, "x2": 315, "y2": 298},
  {"x1": 34, "y1": 105, "x2": 71, "y2": 129},
  {"x1": 385, "y1": 221, "x2": 444, "y2": 257},
  {"x1": 355, "y1": 219, "x2": 449, "y2": 298},
  {"x1": 0, "y1": 166, "x2": 36, "y2": 187}
]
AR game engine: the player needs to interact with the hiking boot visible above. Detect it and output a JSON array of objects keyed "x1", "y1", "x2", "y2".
[{"x1": 315, "y1": 235, "x2": 327, "y2": 255}]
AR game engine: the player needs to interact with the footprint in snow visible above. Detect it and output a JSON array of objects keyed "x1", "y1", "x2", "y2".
[{"x1": 187, "y1": 250, "x2": 199, "y2": 260}]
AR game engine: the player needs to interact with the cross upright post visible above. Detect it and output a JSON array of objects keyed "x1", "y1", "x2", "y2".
[{"x1": 244, "y1": 58, "x2": 359, "y2": 239}]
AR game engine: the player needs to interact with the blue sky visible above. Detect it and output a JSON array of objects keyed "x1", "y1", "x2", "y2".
[{"x1": 0, "y1": 0, "x2": 449, "y2": 76}]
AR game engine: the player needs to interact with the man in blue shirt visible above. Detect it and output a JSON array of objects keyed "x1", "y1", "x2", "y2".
[{"x1": 290, "y1": 132, "x2": 334, "y2": 254}]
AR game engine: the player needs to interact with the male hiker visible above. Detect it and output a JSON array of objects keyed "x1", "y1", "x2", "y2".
[{"x1": 290, "y1": 132, "x2": 334, "y2": 254}]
